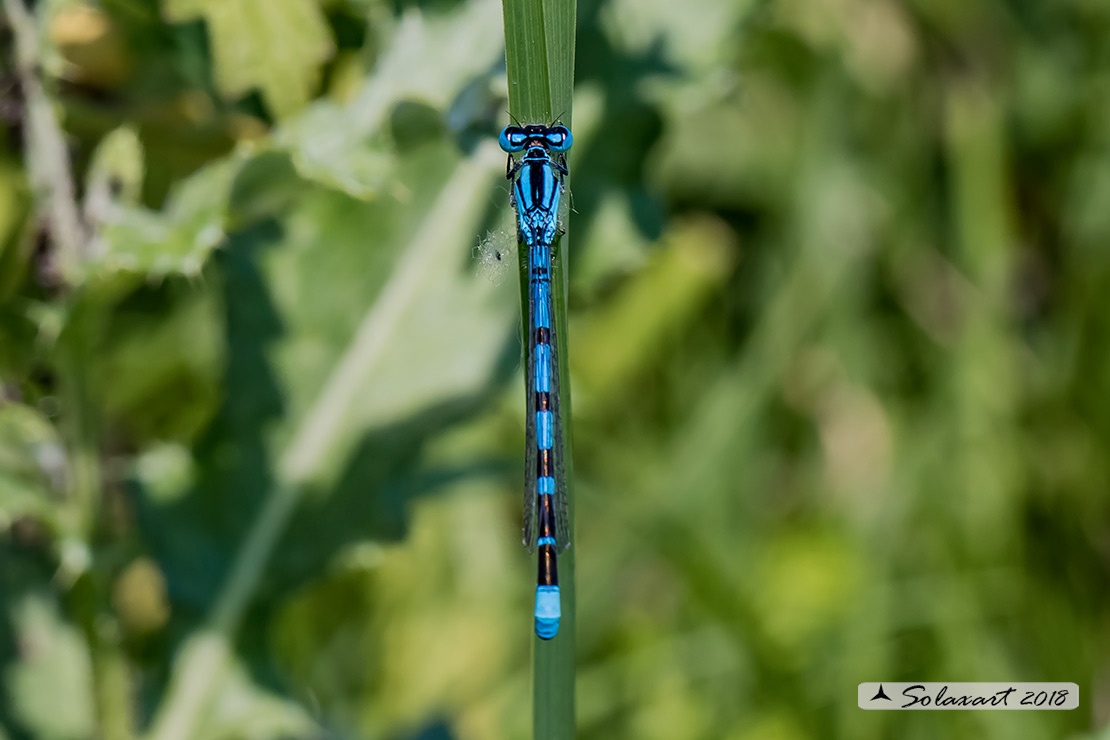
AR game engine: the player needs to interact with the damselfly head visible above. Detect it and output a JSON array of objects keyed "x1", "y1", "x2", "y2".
[{"x1": 499, "y1": 124, "x2": 573, "y2": 153}]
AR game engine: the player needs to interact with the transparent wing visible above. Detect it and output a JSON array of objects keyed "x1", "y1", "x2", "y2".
[
  {"x1": 547, "y1": 275, "x2": 571, "y2": 551},
  {"x1": 548, "y1": 182, "x2": 571, "y2": 551},
  {"x1": 523, "y1": 256, "x2": 570, "y2": 551},
  {"x1": 475, "y1": 223, "x2": 518, "y2": 286},
  {"x1": 557, "y1": 178, "x2": 573, "y2": 236},
  {"x1": 523, "y1": 289, "x2": 539, "y2": 553}
]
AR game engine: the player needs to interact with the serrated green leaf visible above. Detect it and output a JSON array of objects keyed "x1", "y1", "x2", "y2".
[
  {"x1": 272, "y1": 0, "x2": 504, "y2": 198},
  {"x1": 277, "y1": 103, "x2": 396, "y2": 199},
  {"x1": 350, "y1": 0, "x2": 504, "y2": 116},
  {"x1": 164, "y1": 0, "x2": 334, "y2": 117},
  {"x1": 137, "y1": 139, "x2": 509, "y2": 607},
  {"x1": 82, "y1": 157, "x2": 238, "y2": 292}
]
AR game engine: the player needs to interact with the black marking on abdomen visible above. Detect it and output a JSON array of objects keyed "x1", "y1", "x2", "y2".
[
  {"x1": 538, "y1": 542, "x2": 559, "y2": 586},
  {"x1": 538, "y1": 492, "x2": 557, "y2": 538}
]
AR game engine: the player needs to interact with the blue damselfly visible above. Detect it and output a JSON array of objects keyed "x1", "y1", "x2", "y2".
[{"x1": 499, "y1": 123, "x2": 573, "y2": 640}]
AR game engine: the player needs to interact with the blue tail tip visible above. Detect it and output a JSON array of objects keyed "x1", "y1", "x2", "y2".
[
  {"x1": 536, "y1": 616, "x2": 560, "y2": 639},
  {"x1": 534, "y1": 586, "x2": 561, "y2": 640}
]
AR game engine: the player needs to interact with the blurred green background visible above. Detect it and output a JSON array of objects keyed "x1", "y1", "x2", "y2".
[{"x1": 2, "y1": 0, "x2": 1110, "y2": 738}]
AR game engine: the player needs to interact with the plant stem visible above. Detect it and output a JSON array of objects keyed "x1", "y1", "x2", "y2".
[
  {"x1": 3, "y1": 0, "x2": 87, "y2": 280},
  {"x1": 501, "y1": 1, "x2": 577, "y2": 737}
]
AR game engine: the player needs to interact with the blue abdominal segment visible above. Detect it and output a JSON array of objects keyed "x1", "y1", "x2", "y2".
[{"x1": 535, "y1": 585, "x2": 561, "y2": 639}]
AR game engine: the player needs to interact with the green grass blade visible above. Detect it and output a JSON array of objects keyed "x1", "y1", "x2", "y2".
[
  {"x1": 502, "y1": 0, "x2": 575, "y2": 123},
  {"x1": 500, "y1": 1, "x2": 577, "y2": 738}
]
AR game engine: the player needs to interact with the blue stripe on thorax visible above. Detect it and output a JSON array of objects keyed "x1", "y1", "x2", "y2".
[{"x1": 514, "y1": 158, "x2": 561, "y2": 248}]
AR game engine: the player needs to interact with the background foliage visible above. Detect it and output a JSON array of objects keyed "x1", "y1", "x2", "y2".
[{"x1": 2, "y1": 0, "x2": 1110, "y2": 738}]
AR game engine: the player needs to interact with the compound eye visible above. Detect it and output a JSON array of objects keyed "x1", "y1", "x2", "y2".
[
  {"x1": 499, "y1": 126, "x2": 527, "y2": 152},
  {"x1": 545, "y1": 125, "x2": 572, "y2": 152}
]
